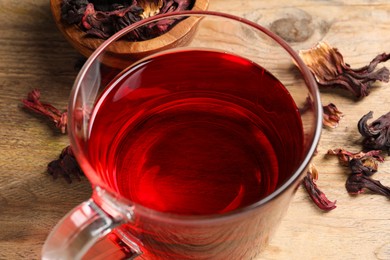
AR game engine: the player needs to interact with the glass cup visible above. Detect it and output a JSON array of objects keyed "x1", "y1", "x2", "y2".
[{"x1": 42, "y1": 11, "x2": 322, "y2": 260}]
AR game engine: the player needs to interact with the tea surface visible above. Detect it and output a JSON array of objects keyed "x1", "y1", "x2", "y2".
[{"x1": 88, "y1": 49, "x2": 304, "y2": 215}]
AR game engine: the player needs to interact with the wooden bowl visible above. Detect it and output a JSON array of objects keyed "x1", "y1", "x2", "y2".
[{"x1": 50, "y1": 0, "x2": 209, "y2": 68}]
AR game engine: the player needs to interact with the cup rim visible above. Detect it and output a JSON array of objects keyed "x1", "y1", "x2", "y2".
[{"x1": 68, "y1": 10, "x2": 322, "y2": 224}]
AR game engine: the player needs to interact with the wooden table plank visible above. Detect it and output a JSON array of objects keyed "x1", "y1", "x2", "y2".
[{"x1": 1, "y1": 1, "x2": 390, "y2": 259}]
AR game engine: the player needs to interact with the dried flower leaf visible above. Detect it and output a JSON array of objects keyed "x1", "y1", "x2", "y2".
[
  {"x1": 81, "y1": 2, "x2": 143, "y2": 39},
  {"x1": 61, "y1": 0, "x2": 88, "y2": 24},
  {"x1": 327, "y1": 148, "x2": 384, "y2": 166},
  {"x1": 358, "y1": 111, "x2": 390, "y2": 154},
  {"x1": 302, "y1": 165, "x2": 336, "y2": 211},
  {"x1": 308, "y1": 163, "x2": 319, "y2": 180},
  {"x1": 22, "y1": 89, "x2": 84, "y2": 182},
  {"x1": 327, "y1": 147, "x2": 389, "y2": 199},
  {"x1": 47, "y1": 146, "x2": 84, "y2": 183},
  {"x1": 346, "y1": 174, "x2": 390, "y2": 197},
  {"x1": 299, "y1": 96, "x2": 343, "y2": 128},
  {"x1": 349, "y1": 157, "x2": 379, "y2": 176},
  {"x1": 22, "y1": 89, "x2": 68, "y2": 134},
  {"x1": 61, "y1": 0, "x2": 194, "y2": 40},
  {"x1": 323, "y1": 103, "x2": 343, "y2": 128},
  {"x1": 139, "y1": 0, "x2": 163, "y2": 19},
  {"x1": 299, "y1": 41, "x2": 390, "y2": 98},
  {"x1": 160, "y1": 0, "x2": 192, "y2": 13}
]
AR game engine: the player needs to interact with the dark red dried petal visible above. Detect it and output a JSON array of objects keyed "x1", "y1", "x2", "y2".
[
  {"x1": 349, "y1": 158, "x2": 378, "y2": 176},
  {"x1": 322, "y1": 103, "x2": 343, "y2": 128},
  {"x1": 358, "y1": 111, "x2": 375, "y2": 137},
  {"x1": 299, "y1": 42, "x2": 390, "y2": 98},
  {"x1": 47, "y1": 146, "x2": 84, "y2": 183},
  {"x1": 327, "y1": 148, "x2": 384, "y2": 166},
  {"x1": 22, "y1": 89, "x2": 68, "y2": 134},
  {"x1": 61, "y1": 0, "x2": 194, "y2": 40},
  {"x1": 161, "y1": 0, "x2": 192, "y2": 13},
  {"x1": 27, "y1": 88, "x2": 41, "y2": 102},
  {"x1": 299, "y1": 98, "x2": 343, "y2": 128},
  {"x1": 358, "y1": 111, "x2": 390, "y2": 154},
  {"x1": 346, "y1": 174, "x2": 390, "y2": 197},
  {"x1": 303, "y1": 172, "x2": 337, "y2": 211},
  {"x1": 61, "y1": 0, "x2": 88, "y2": 24}
]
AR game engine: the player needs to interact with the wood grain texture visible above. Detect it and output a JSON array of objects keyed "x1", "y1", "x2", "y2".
[{"x1": 0, "y1": 0, "x2": 389, "y2": 259}]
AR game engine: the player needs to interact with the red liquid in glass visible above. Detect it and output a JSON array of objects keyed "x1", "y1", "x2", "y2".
[{"x1": 88, "y1": 49, "x2": 304, "y2": 215}]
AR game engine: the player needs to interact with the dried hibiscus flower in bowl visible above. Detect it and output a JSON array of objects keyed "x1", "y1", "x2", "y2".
[{"x1": 50, "y1": 0, "x2": 209, "y2": 67}]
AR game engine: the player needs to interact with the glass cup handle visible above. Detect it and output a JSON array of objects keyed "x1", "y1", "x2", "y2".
[{"x1": 41, "y1": 187, "x2": 142, "y2": 260}]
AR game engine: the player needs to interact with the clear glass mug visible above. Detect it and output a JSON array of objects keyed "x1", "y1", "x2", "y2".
[{"x1": 42, "y1": 11, "x2": 322, "y2": 260}]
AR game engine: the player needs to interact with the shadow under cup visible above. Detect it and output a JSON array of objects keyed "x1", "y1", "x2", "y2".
[{"x1": 53, "y1": 11, "x2": 321, "y2": 260}]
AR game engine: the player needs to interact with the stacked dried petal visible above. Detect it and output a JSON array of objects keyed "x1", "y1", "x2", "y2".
[
  {"x1": 327, "y1": 148, "x2": 384, "y2": 167},
  {"x1": 61, "y1": 0, "x2": 194, "y2": 40},
  {"x1": 327, "y1": 148, "x2": 390, "y2": 198},
  {"x1": 48, "y1": 146, "x2": 84, "y2": 183},
  {"x1": 358, "y1": 111, "x2": 390, "y2": 154},
  {"x1": 299, "y1": 41, "x2": 390, "y2": 98}
]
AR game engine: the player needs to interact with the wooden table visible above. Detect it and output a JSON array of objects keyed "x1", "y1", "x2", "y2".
[{"x1": 1, "y1": 0, "x2": 390, "y2": 259}]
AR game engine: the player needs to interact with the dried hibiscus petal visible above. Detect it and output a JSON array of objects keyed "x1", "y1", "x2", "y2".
[
  {"x1": 22, "y1": 89, "x2": 68, "y2": 134},
  {"x1": 299, "y1": 41, "x2": 390, "y2": 98},
  {"x1": 346, "y1": 174, "x2": 390, "y2": 197},
  {"x1": 81, "y1": 3, "x2": 143, "y2": 39},
  {"x1": 47, "y1": 146, "x2": 84, "y2": 183},
  {"x1": 322, "y1": 103, "x2": 343, "y2": 128},
  {"x1": 139, "y1": 0, "x2": 164, "y2": 19},
  {"x1": 21, "y1": 89, "x2": 84, "y2": 182},
  {"x1": 302, "y1": 164, "x2": 336, "y2": 211},
  {"x1": 327, "y1": 148, "x2": 384, "y2": 166},
  {"x1": 349, "y1": 157, "x2": 379, "y2": 176},
  {"x1": 299, "y1": 96, "x2": 343, "y2": 128},
  {"x1": 61, "y1": 0, "x2": 194, "y2": 40},
  {"x1": 358, "y1": 111, "x2": 390, "y2": 154},
  {"x1": 61, "y1": 0, "x2": 88, "y2": 24},
  {"x1": 327, "y1": 147, "x2": 389, "y2": 199}
]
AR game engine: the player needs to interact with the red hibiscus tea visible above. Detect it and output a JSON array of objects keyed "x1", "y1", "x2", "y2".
[
  {"x1": 42, "y1": 12, "x2": 321, "y2": 260},
  {"x1": 87, "y1": 49, "x2": 304, "y2": 215}
]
